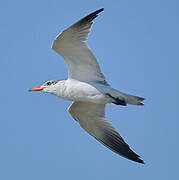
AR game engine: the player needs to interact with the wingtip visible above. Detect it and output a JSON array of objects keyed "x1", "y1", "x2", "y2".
[
  {"x1": 141, "y1": 160, "x2": 145, "y2": 164},
  {"x1": 93, "y1": 8, "x2": 104, "y2": 16},
  {"x1": 136, "y1": 158, "x2": 145, "y2": 164},
  {"x1": 134, "y1": 153, "x2": 145, "y2": 164},
  {"x1": 97, "y1": 8, "x2": 104, "y2": 13},
  {"x1": 128, "y1": 152, "x2": 145, "y2": 164},
  {"x1": 88, "y1": 8, "x2": 104, "y2": 19}
]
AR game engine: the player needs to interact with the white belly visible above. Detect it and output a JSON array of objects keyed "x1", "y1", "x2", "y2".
[{"x1": 60, "y1": 79, "x2": 110, "y2": 104}]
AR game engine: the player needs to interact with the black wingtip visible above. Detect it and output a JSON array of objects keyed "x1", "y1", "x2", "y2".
[
  {"x1": 124, "y1": 151, "x2": 145, "y2": 164},
  {"x1": 131, "y1": 153, "x2": 145, "y2": 164},
  {"x1": 95, "y1": 8, "x2": 104, "y2": 13},
  {"x1": 99, "y1": 126, "x2": 145, "y2": 164},
  {"x1": 72, "y1": 8, "x2": 104, "y2": 29},
  {"x1": 136, "y1": 158, "x2": 145, "y2": 164},
  {"x1": 78, "y1": 8, "x2": 104, "y2": 24},
  {"x1": 90, "y1": 8, "x2": 104, "y2": 18},
  {"x1": 128, "y1": 151, "x2": 145, "y2": 164}
]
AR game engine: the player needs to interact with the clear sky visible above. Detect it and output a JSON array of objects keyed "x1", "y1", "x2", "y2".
[{"x1": 1, "y1": 0, "x2": 178, "y2": 179}]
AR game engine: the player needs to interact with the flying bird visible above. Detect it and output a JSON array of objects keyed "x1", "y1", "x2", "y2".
[{"x1": 29, "y1": 8, "x2": 145, "y2": 164}]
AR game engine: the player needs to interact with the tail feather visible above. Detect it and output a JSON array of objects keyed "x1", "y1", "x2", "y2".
[
  {"x1": 122, "y1": 93, "x2": 145, "y2": 106},
  {"x1": 104, "y1": 88, "x2": 144, "y2": 106}
]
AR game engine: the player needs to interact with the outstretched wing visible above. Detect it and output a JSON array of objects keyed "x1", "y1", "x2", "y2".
[
  {"x1": 52, "y1": 8, "x2": 107, "y2": 84},
  {"x1": 68, "y1": 101, "x2": 144, "y2": 164}
]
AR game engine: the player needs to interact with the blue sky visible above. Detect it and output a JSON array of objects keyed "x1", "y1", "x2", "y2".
[{"x1": 1, "y1": 0, "x2": 178, "y2": 179}]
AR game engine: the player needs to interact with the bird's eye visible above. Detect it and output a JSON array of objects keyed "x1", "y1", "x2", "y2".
[{"x1": 46, "y1": 81, "x2": 51, "y2": 86}]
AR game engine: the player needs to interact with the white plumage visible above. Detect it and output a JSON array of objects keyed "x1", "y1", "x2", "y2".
[{"x1": 29, "y1": 8, "x2": 145, "y2": 164}]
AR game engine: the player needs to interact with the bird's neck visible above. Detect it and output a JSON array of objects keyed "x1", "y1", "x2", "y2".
[{"x1": 50, "y1": 80, "x2": 67, "y2": 98}]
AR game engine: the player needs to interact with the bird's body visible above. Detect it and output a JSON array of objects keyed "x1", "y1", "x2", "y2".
[
  {"x1": 45, "y1": 79, "x2": 110, "y2": 104},
  {"x1": 44, "y1": 79, "x2": 144, "y2": 105},
  {"x1": 29, "y1": 8, "x2": 145, "y2": 164}
]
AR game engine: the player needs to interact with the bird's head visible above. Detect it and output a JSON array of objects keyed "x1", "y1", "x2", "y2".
[{"x1": 29, "y1": 80, "x2": 60, "y2": 94}]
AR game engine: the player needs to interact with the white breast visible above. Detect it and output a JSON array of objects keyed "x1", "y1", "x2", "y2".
[{"x1": 59, "y1": 79, "x2": 110, "y2": 104}]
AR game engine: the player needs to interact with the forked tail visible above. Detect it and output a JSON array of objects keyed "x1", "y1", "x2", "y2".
[
  {"x1": 122, "y1": 93, "x2": 145, "y2": 105},
  {"x1": 106, "y1": 92, "x2": 145, "y2": 106}
]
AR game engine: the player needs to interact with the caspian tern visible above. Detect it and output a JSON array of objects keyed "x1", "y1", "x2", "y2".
[{"x1": 29, "y1": 8, "x2": 145, "y2": 164}]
